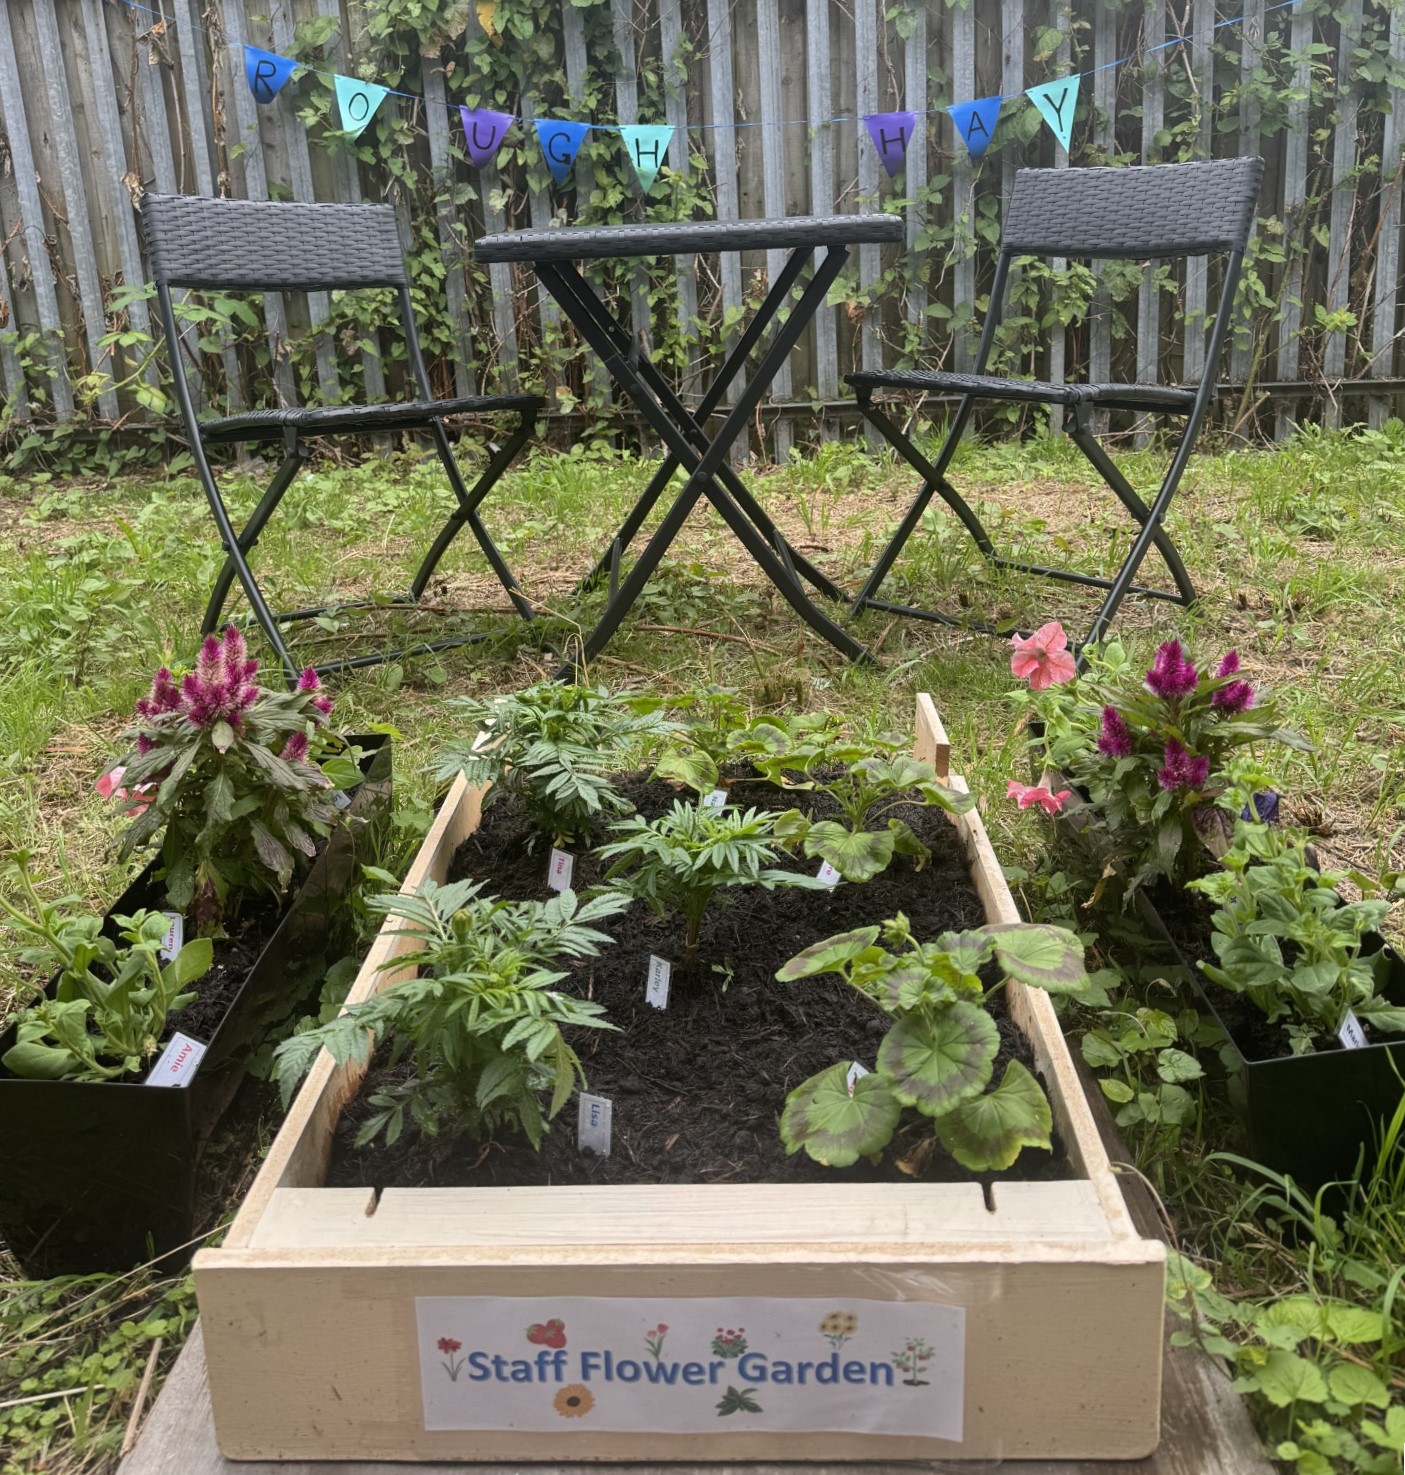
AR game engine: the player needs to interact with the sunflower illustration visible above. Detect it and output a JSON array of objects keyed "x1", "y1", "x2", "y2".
[
  {"x1": 819, "y1": 1310, "x2": 859, "y2": 1349},
  {"x1": 554, "y1": 1384, "x2": 594, "y2": 1418}
]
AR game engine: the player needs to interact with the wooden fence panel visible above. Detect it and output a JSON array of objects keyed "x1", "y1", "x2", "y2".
[{"x1": 1369, "y1": 4, "x2": 1405, "y2": 428}]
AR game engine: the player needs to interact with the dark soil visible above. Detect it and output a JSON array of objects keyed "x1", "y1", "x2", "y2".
[
  {"x1": 172, "y1": 896, "x2": 284, "y2": 1046},
  {"x1": 328, "y1": 770, "x2": 1072, "y2": 1192}
]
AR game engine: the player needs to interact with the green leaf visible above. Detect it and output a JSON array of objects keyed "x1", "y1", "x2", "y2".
[
  {"x1": 779, "y1": 1062, "x2": 901, "y2": 1166},
  {"x1": 171, "y1": 936, "x2": 213, "y2": 988},
  {"x1": 211, "y1": 719, "x2": 236, "y2": 753},
  {"x1": 2, "y1": 1039, "x2": 79, "y2": 1079},
  {"x1": 1100, "y1": 1078, "x2": 1136, "y2": 1103},
  {"x1": 877, "y1": 1001, "x2": 999, "y2": 1114},
  {"x1": 984, "y1": 923, "x2": 1089, "y2": 994},
  {"x1": 1325, "y1": 1363, "x2": 1389, "y2": 1408},
  {"x1": 1251, "y1": 1350, "x2": 1330, "y2": 1407},
  {"x1": 1321, "y1": 1302, "x2": 1384, "y2": 1344},
  {"x1": 934, "y1": 1060, "x2": 1053, "y2": 1171},
  {"x1": 776, "y1": 926, "x2": 880, "y2": 981},
  {"x1": 803, "y1": 820, "x2": 895, "y2": 882},
  {"x1": 654, "y1": 748, "x2": 719, "y2": 796},
  {"x1": 1155, "y1": 1048, "x2": 1204, "y2": 1084}
]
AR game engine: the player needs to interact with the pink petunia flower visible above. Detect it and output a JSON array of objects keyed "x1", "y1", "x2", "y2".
[
  {"x1": 1096, "y1": 706, "x2": 1133, "y2": 758},
  {"x1": 1145, "y1": 640, "x2": 1199, "y2": 700},
  {"x1": 96, "y1": 766, "x2": 153, "y2": 817},
  {"x1": 1007, "y1": 779, "x2": 1073, "y2": 815},
  {"x1": 1009, "y1": 622, "x2": 1077, "y2": 691},
  {"x1": 1156, "y1": 739, "x2": 1210, "y2": 792}
]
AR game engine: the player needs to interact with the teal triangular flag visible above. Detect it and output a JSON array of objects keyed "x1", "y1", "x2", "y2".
[
  {"x1": 535, "y1": 120, "x2": 590, "y2": 185},
  {"x1": 618, "y1": 125, "x2": 674, "y2": 191},
  {"x1": 245, "y1": 47, "x2": 297, "y2": 105},
  {"x1": 334, "y1": 74, "x2": 389, "y2": 140},
  {"x1": 1025, "y1": 75, "x2": 1079, "y2": 152}
]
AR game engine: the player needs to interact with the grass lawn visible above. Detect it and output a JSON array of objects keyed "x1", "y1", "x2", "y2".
[{"x1": 2, "y1": 419, "x2": 1404, "y2": 1472}]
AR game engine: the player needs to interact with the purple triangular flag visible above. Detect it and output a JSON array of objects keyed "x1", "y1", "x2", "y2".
[
  {"x1": 862, "y1": 111, "x2": 917, "y2": 178},
  {"x1": 459, "y1": 108, "x2": 514, "y2": 167}
]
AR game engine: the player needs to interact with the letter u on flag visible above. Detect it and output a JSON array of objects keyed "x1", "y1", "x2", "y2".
[
  {"x1": 245, "y1": 46, "x2": 297, "y2": 105},
  {"x1": 334, "y1": 74, "x2": 390, "y2": 140},
  {"x1": 1025, "y1": 75, "x2": 1080, "y2": 152},
  {"x1": 459, "y1": 108, "x2": 514, "y2": 167},
  {"x1": 947, "y1": 95, "x2": 1003, "y2": 160},
  {"x1": 862, "y1": 111, "x2": 916, "y2": 178},
  {"x1": 618, "y1": 125, "x2": 674, "y2": 192},
  {"x1": 535, "y1": 120, "x2": 590, "y2": 186}
]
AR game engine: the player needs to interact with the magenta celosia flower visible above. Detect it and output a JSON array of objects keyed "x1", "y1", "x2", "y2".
[
  {"x1": 1218, "y1": 651, "x2": 1239, "y2": 677},
  {"x1": 177, "y1": 627, "x2": 262, "y2": 731},
  {"x1": 1145, "y1": 640, "x2": 1200, "y2": 700},
  {"x1": 312, "y1": 694, "x2": 332, "y2": 716},
  {"x1": 1212, "y1": 678, "x2": 1255, "y2": 714},
  {"x1": 1096, "y1": 706, "x2": 1133, "y2": 758},
  {"x1": 297, "y1": 667, "x2": 321, "y2": 692},
  {"x1": 135, "y1": 666, "x2": 182, "y2": 720},
  {"x1": 282, "y1": 730, "x2": 309, "y2": 763},
  {"x1": 1156, "y1": 739, "x2": 1210, "y2": 792}
]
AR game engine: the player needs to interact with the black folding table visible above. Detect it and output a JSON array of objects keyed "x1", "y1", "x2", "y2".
[{"x1": 475, "y1": 216, "x2": 904, "y2": 673}]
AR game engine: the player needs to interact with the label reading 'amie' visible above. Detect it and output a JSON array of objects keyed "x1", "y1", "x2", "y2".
[{"x1": 415, "y1": 1294, "x2": 965, "y2": 1440}]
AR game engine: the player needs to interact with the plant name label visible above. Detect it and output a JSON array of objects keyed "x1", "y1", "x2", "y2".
[
  {"x1": 159, "y1": 911, "x2": 184, "y2": 961},
  {"x1": 646, "y1": 955, "x2": 671, "y2": 1010},
  {"x1": 577, "y1": 1093, "x2": 612, "y2": 1156},
  {"x1": 547, "y1": 849, "x2": 574, "y2": 892},
  {"x1": 332, "y1": 788, "x2": 353, "y2": 811},
  {"x1": 1338, "y1": 1009, "x2": 1368, "y2": 1051},
  {"x1": 702, "y1": 788, "x2": 728, "y2": 809},
  {"x1": 145, "y1": 1031, "x2": 206, "y2": 1088},
  {"x1": 846, "y1": 1061, "x2": 870, "y2": 1097},
  {"x1": 816, "y1": 860, "x2": 842, "y2": 887},
  {"x1": 415, "y1": 1294, "x2": 965, "y2": 1438}
]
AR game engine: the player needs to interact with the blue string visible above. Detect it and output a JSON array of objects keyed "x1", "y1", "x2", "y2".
[{"x1": 113, "y1": 0, "x2": 1303, "y2": 137}]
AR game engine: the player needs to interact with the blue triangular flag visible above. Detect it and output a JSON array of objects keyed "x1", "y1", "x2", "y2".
[
  {"x1": 862, "y1": 112, "x2": 916, "y2": 178},
  {"x1": 245, "y1": 46, "x2": 297, "y2": 106},
  {"x1": 1025, "y1": 75, "x2": 1080, "y2": 152},
  {"x1": 334, "y1": 74, "x2": 390, "y2": 140},
  {"x1": 534, "y1": 120, "x2": 590, "y2": 186},
  {"x1": 618, "y1": 125, "x2": 674, "y2": 191},
  {"x1": 946, "y1": 95, "x2": 1003, "y2": 160}
]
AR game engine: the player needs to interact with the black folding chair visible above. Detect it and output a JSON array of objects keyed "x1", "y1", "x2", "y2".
[
  {"x1": 139, "y1": 194, "x2": 543, "y2": 681},
  {"x1": 847, "y1": 157, "x2": 1264, "y2": 656}
]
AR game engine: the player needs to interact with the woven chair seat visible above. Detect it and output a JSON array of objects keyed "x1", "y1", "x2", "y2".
[
  {"x1": 847, "y1": 369, "x2": 1196, "y2": 414},
  {"x1": 198, "y1": 394, "x2": 544, "y2": 445},
  {"x1": 476, "y1": 214, "x2": 904, "y2": 264}
]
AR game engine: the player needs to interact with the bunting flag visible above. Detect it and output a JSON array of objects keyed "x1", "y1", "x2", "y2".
[
  {"x1": 947, "y1": 95, "x2": 1003, "y2": 159},
  {"x1": 1025, "y1": 75, "x2": 1080, "y2": 152},
  {"x1": 862, "y1": 111, "x2": 916, "y2": 178},
  {"x1": 335, "y1": 74, "x2": 390, "y2": 139},
  {"x1": 535, "y1": 119, "x2": 590, "y2": 185},
  {"x1": 459, "y1": 107, "x2": 515, "y2": 166},
  {"x1": 244, "y1": 46, "x2": 298, "y2": 105},
  {"x1": 618, "y1": 124, "x2": 673, "y2": 191}
]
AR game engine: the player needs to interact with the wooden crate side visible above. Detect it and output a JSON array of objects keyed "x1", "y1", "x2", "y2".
[{"x1": 197, "y1": 1252, "x2": 1164, "y2": 1462}]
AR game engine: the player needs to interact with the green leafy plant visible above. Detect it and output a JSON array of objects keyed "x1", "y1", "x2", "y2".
[
  {"x1": 112, "y1": 627, "x2": 345, "y2": 934},
  {"x1": 777, "y1": 913, "x2": 1090, "y2": 1171},
  {"x1": 1189, "y1": 817, "x2": 1405, "y2": 1056},
  {"x1": 272, "y1": 877, "x2": 627, "y2": 1148},
  {"x1": 651, "y1": 685, "x2": 749, "y2": 797},
  {"x1": 0, "y1": 852, "x2": 212, "y2": 1081},
  {"x1": 1080, "y1": 1006, "x2": 1207, "y2": 1144},
  {"x1": 436, "y1": 682, "x2": 670, "y2": 847},
  {"x1": 597, "y1": 801, "x2": 828, "y2": 971}
]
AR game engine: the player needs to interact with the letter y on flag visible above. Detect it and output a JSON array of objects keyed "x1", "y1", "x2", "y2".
[{"x1": 1025, "y1": 75, "x2": 1080, "y2": 152}]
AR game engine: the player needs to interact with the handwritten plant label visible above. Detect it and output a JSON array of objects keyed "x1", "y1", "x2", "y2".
[
  {"x1": 816, "y1": 860, "x2": 842, "y2": 887},
  {"x1": 145, "y1": 1031, "x2": 206, "y2": 1088},
  {"x1": 577, "y1": 1093, "x2": 612, "y2": 1156},
  {"x1": 846, "y1": 1061, "x2": 870, "y2": 1097},
  {"x1": 646, "y1": 955, "x2": 671, "y2": 1010},
  {"x1": 415, "y1": 1295, "x2": 964, "y2": 1438},
  {"x1": 1338, "y1": 1009, "x2": 1369, "y2": 1050},
  {"x1": 159, "y1": 911, "x2": 184, "y2": 962},
  {"x1": 546, "y1": 848, "x2": 574, "y2": 892},
  {"x1": 702, "y1": 789, "x2": 728, "y2": 809}
]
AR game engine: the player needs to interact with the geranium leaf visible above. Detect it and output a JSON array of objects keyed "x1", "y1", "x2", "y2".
[
  {"x1": 653, "y1": 748, "x2": 718, "y2": 796},
  {"x1": 776, "y1": 926, "x2": 880, "y2": 982},
  {"x1": 934, "y1": 1059, "x2": 1053, "y2": 1171},
  {"x1": 877, "y1": 1001, "x2": 999, "y2": 1114},
  {"x1": 983, "y1": 922, "x2": 1090, "y2": 994},
  {"x1": 803, "y1": 821, "x2": 895, "y2": 882},
  {"x1": 779, "y1": 1062, "x2": 901, "y2": 1166}
]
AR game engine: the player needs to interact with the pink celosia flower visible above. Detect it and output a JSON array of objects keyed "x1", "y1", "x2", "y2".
[
  {"x1": 1096, "y1": 706, "x2": 1133, "y2": 758},
  {"x1": 1145, "y1": 640, "x2": 1199, "y2": 700},
  {"x1": 1009, "y1": 622, "x2": 1077, "y2": 691},
  {"x1": 179, "y1": 627, "x2": 261, "y2": 731},
  {"x1": 1211, "y1": 652, "x2": 1255, "y2": 713},
  {"x1": 312, "y1": 694, "x2": 332, "y2": 716},
  {"x1": 1007, "y1": 779, "x2": 1072, "y2": 815},
  {"x1": 282, "y1": 730, "x2": 309, "y2": 763},
  {"x1": 1218, "y1": 650, "x2": 1240, "y2": 677},
  {"x1": 135, "y1": 665, "x2": 182, "y2": 720},
  {"x1": 1156, "y1": 739, "x2": 1210, "y2": 792},
  {"x1": 297, "y1": 667, "x2": 321, "y2": 692}
]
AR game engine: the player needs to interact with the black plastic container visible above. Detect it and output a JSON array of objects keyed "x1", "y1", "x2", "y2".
[{"x1": 0, "y1": 736, "x2": 392, "y2": 1277}]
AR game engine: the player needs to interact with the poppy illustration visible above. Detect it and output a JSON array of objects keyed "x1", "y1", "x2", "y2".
[
  {"x1": 527, "y1": 1318, "x2": 567, "y2": 1350},
  {"x1": 436, "y1": 1336, "x2": 465, "y2": 1381},
  {"x1": 554, "y1": 1383, "x2": 594, "y2": 1418}
]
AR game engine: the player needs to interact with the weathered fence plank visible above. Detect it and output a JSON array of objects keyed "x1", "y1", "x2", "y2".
[
  {"x1": 854, "y1": 0, "x2": 882, "y2": 379},
  {"x1": 757, "y1": 0, "x2": 794, "y2": 456},
  {"x1": 1368, "y1": 2, "x2": 1405, "y2": 428},
  {"x1": 902, "y1": 2, "x2": 928, "y2": 341},
  {"x1": 1181, "y1": 0, "x2": 1216, "y2": 385},
  {"x1": 1322, "y1": 0, "x2": 1363, "y2": 429},
  {"x1": 1274, "y1": 0, "x2": 1313, "y2": 439},
  {"x1": 1088, "y1": 0, "x2": 1117, "y2": 430},
  {"x1": 950, "y1": 1, "x2": 976, "y2": 372},
  {"x1": 1136, "y1": 0, "x2": 1166, "y2": 445},
  {"x1": 657, "y1": 0, "x2": 700, "y2": 390},
  {"x1": 1046, "y1": 0, "x2": 1072, "y2": 433},
  {"x1": 1229, "y1": 0, "x2": 1265, "y2": 392},
  {"x1": 562, "y1": 2, "x2": 610, "y2": 402},
  {"x1": 423, "y1": 62, "x2": 475, "y2": 401},
  {"x1": 705, "y1": 0, "x2": 745, "y2": 404},
  {"x1": 805, "y1": 0, "x2": 839, "y2": 408},
  {"x1": 612, "y1": 0, "x2": 654, "y2": 365}
]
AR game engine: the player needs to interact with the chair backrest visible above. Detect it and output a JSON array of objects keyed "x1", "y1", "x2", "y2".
[
  {"x1": 1002, "y1": 157, "x2": 1264, "y2": 261},
  {"x1": 139, "y1": 194, "x2": 407, "y2": 291}
]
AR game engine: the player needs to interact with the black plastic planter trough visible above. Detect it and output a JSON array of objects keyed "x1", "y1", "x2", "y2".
[{"x1": 0, "y1": 735, "x2": 392, "y2": 1278}]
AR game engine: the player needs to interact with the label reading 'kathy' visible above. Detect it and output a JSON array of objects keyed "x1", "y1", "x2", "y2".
[
  {"x1": 546, "y1": 848, "x2": 574, "y2": 892},
  {"x1": 416, "y1": 1295, "x2": 965, "y2": 1439},
  {"x1": 145, "y1": 1031, "x2": 206, "y2": 1088},
  {"x1": 577, "y1": 1093, "x2": 612, "y2": 1156}
]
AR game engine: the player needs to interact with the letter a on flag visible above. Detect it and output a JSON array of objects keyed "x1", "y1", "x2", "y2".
[
  {"x1": 335, "y1": 75, "x2": 390, "y2": 140},
  {"x1": 946, "y1": 95, "x2": 1003, "y2": 160},
  {"x1": 862, "y1": 111, "x2": 916, "y2": 178},
  {"x1": 1025, "y1": 75, "x2": 1079, "y2": 152},
  {"x1": 245, "y1": 46, "x2": 297, "y2": 105},
  {"x1": 535, "y1": 120, "x2": 590, "y2": 186},
  {"x1": 459, "y1": 108, "x2": 514, "y2": 167},
  {"x1": 618, "y1": 125, "x2": 674, "y2": 192}
]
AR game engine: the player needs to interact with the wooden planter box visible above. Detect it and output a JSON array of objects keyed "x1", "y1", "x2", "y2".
[{"x1": 194, "y1": 697, "x2": 1164, "y2": 1463}]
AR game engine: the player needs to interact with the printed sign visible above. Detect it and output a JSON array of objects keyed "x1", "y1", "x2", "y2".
[
  {"x1": 1338, "y1": 1009, "x2": 1369, "y2": 1050},
  {"x1": 547, "y1": 848, "x2": 574, "y2": 892},
  {"x1": 577, "y1": 1093, "x2": 612, "y2": 1156},
  {"x1": 145, "y1": 1031, "x2": 206, "y2": 1088},
  {"x1": 159, "y1": 911, "x2": 184, "y2": 962},
  {"x1": 416, "y1": 1295, "x2": 965, "y2": 1438},
  {"x1": 646, "y1": 955, "x2": 671, "y2": 1010}
]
